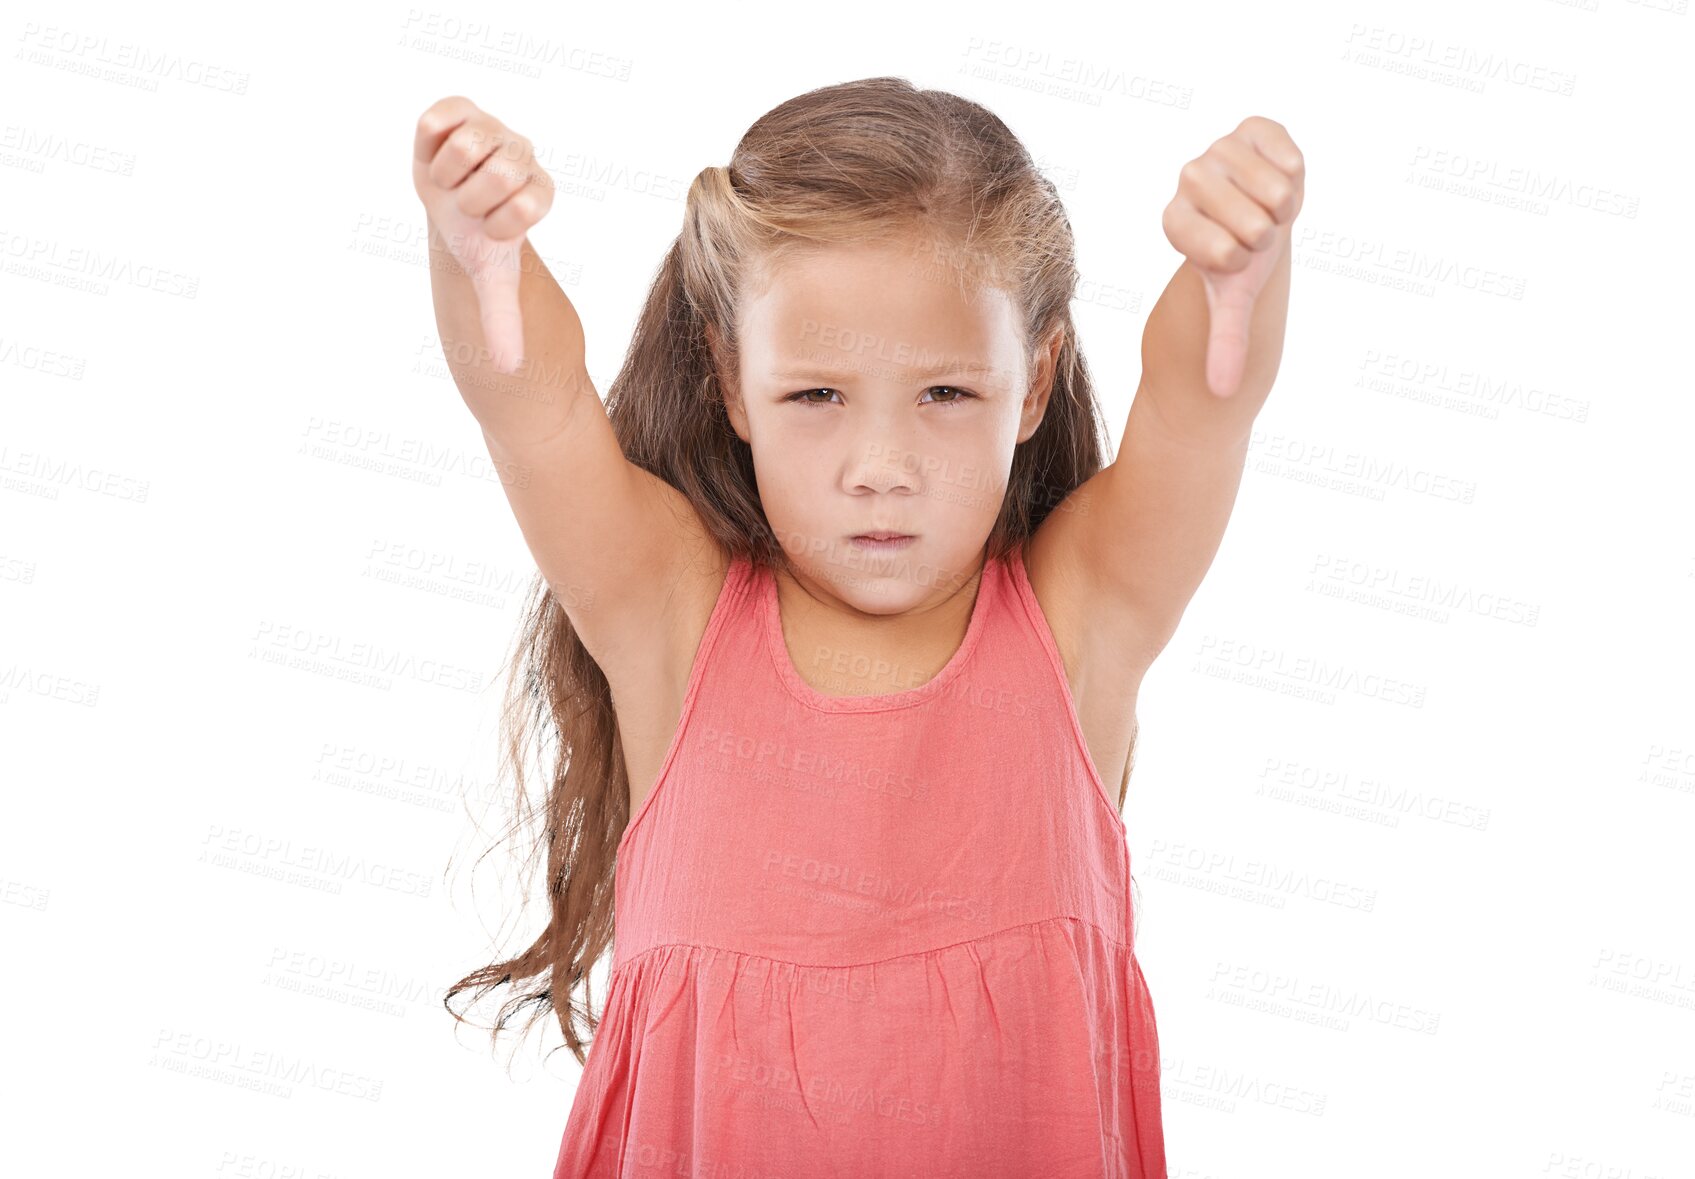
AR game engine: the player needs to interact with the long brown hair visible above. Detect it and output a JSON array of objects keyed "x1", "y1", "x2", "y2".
[{"x1": 445, "y1": 75, "x2": 1127, "y2": 1070}]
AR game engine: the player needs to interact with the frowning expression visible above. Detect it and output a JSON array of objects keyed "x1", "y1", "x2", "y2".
[{"x1": 723, "y1": 234, "x2": 1059, "y2": 612}]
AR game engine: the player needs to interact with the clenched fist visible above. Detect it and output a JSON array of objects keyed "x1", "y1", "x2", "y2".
[{"x1": 412, "y1": 97, "x2": 554, "y2": 374}]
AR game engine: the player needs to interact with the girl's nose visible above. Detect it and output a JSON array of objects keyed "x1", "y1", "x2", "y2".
[{"x1": 846, "y1": 438, "x2": 924, "y2": 495}]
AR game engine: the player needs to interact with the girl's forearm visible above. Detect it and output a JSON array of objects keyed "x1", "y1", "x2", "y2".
[{"x1": 425, "y1": 219, "x2": 600, "y2": 447}]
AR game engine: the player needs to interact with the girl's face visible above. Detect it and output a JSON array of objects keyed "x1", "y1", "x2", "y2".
[{"x1": 723, "y1": 235, "x2": 1059, "y2": 610}]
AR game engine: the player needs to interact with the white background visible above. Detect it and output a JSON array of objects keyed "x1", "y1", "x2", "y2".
[{"x1": 4, "y1": 1, "x2": 1693, "y2": 1176}]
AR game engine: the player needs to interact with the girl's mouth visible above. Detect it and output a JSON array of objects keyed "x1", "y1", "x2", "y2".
[{"x1": 849, "y1": 532, "x2": 916, "y2": 552}]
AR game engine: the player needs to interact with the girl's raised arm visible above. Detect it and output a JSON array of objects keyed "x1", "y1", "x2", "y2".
[
  {"x1": 1044, "y1": 117, "x2": 1303, "y2": 670},
  {"x1": 411, "y1": 96, "x2": 714, "y2": 661}
]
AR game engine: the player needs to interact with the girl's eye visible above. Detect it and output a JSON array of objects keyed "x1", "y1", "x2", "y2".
[
  {"x1": 785, "y1": 388, "x2": 841, "y2": 406},
  {"x1": 923, "y1": 386, "x2": 977, "y2": 407}
]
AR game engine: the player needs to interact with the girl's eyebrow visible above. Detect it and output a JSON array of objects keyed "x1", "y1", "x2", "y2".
[{"x1": 771, "y1": 360, "x2": 996, "y2": 380}]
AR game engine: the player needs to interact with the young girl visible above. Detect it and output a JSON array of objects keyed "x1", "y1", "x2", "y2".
[{"x1": 411, "y1": 76, "x2": 1302, "y2": 1179}]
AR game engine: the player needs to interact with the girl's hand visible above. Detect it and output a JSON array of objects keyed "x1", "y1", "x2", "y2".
[
  {"x1": 1161, "y1": 116, "x2": 1304, "y2": 398},
  {"x1": 412, "y1": 97, "x2": 554, "y2": 374}
]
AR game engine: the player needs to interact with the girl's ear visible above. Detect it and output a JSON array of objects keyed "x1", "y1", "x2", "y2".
[
  {"x1": 706, "y1": 322, "x2": 752, "y2": 443},
  {"x1": 1018, "y1": 325, "x2": 1066, "y2": 444}
]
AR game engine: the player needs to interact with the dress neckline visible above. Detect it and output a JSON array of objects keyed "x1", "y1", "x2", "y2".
[{"x1": 760, "y1": 553, "x2": 1000, "y2": 713}]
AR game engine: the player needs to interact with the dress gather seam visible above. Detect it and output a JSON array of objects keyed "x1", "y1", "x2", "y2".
[{"x1": 610, "y1": 913, "x2": 1132, "y2": 980}]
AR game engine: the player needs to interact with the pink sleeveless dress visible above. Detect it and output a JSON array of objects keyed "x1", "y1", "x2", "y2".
[{"x1": 553, "y1": 546, "x2": 1166, "y2": 1178}]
